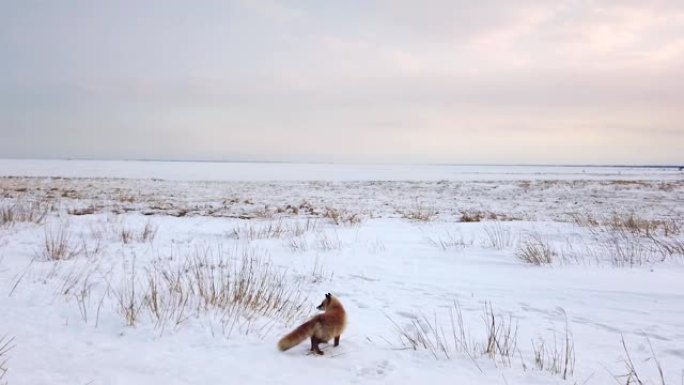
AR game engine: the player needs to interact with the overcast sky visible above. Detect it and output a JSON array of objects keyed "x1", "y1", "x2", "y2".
[{"x1": 1, "y1": 1, "x2": 683, "y2": 164}]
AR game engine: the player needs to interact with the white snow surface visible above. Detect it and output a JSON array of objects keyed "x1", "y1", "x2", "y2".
[
  {"x1": 0, "y1": 158, "x2": 682, "y2": 181},
  {"x1": 1, "y1": 160, "x2": 683, "y2": 385}
]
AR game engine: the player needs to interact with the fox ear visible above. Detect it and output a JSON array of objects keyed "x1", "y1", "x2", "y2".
[{"x1": 325, "y1": 293, "x2": 331, "y2": 299}]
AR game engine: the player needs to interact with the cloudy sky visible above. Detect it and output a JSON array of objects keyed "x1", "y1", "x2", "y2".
[{"x1": 1, "y1": 1, "x2": 683, "y2": 164}]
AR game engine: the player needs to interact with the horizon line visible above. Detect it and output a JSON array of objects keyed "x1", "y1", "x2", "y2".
[{"x1": 1, "y1": 156, "x2": 682, "y2": 169}]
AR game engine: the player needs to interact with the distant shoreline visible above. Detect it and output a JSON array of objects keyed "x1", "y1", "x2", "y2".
[{"x1": 1, "y1": 157, "x2": 681, "y2": 169}]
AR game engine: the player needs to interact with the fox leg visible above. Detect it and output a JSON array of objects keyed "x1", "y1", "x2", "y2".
[
  {"x1": 334, "y1": 336, "x2": 340, "y2": 347},
  {"x1": 310, "y1": 337, "x2": 324, "y2": 355}
]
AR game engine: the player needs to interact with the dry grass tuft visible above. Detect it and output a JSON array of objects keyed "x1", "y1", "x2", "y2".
[
  {"x1": 41, "y1": 223, "x2": 82, "y2": 261},
  {"x1": 287, "y1": 230, "x2": 343, "y2": 253},
  {"x1": 517, "y1": 234, "x2": 556, "y2": 265},
  {"x1": 1, "y1": 201, "x2": 50, "y2": 227},
  {"x1": 231, "y1": 219, "x2": 318, "y2": 241},
  {"x1": 400, "y1": 204, "x2": 439, "y2": 222},
  {"x1": 571, "y1": 213, "x2": 681, "y2": 238},
  {"x1": 125, "y1": 246, "x2": 309, "y2": 333},
  {"x1": 608, "y1": 214, "x2": 680, "y2": 238},
  {"x1": 612, "y1": 335, "x2": 672, "y2": 385},
  {"x1": 120, "y1": 221, "x2": 158, "y2": 244},
  {"x1": 569, "y1": 212, "x2": 684, "y2": 267},
  {"x1": 389, "y1": 302, "x2": 577, "y2": 380},
  {"x1": 116, "y1": 259, "x2": 143, "y2": 327},
  {"x1": 389, "y1": 302, "x2": 520, "y2": 368},
  {"x1": 324, "y1": 207, "x2": 362, "y2": 226},
  {"x1": 427, "y1": 231, "x2": 473, "y2": 250},
  {"x1": 68, "y1": 205, "x2": 97, "y2": 216},
  {"x1": 483, "y1": 222, "x2": 514, "y2": 250},
  {"x1": 531, "y1": 323, "x2": 575, "y2": 379},
  {"x1": 460, "y1": 210, "x2": 484, "y2": 223},
  {"x1": 0, "y1": 335, "x2": 15, "y2": 382},
  {"x1": 481, "y1": 302, "x2": 518, "y2": 366}
]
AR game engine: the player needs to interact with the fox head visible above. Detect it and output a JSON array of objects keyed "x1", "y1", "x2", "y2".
[{"x1": 317, "y1": 293, "x2": 334, "y2": 311}]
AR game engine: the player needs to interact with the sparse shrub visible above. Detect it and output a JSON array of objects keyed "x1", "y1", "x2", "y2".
[{"x1": 517, "y1": 234, "x2": 555, "y2": 265}]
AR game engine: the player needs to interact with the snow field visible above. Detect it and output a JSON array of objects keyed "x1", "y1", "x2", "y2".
[{"x1": 1, "y1": 171, "x2": 683, "y2": 385}]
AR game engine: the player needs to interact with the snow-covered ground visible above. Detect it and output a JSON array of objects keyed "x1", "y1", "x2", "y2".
[
  {"x1": 1, "y1": 158, "x2": 682, "y2": 181},
  {"x1": 1, "y1": 161, "x2": 683, "y2": 385}
]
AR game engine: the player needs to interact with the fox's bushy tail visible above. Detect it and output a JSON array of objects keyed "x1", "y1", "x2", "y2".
[{"x1": 278, "y1": 318, "x2": 316, "y2": 351}]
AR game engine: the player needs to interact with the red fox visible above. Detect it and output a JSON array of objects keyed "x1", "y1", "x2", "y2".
[{"x1": 277, "y1": 293, "x2": 346, "y2": 355}]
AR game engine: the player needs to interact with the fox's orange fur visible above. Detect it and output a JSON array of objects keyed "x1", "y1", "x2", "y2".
[{"x1": 277, "y1": 293, "x2": 346, "y2": 355}]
